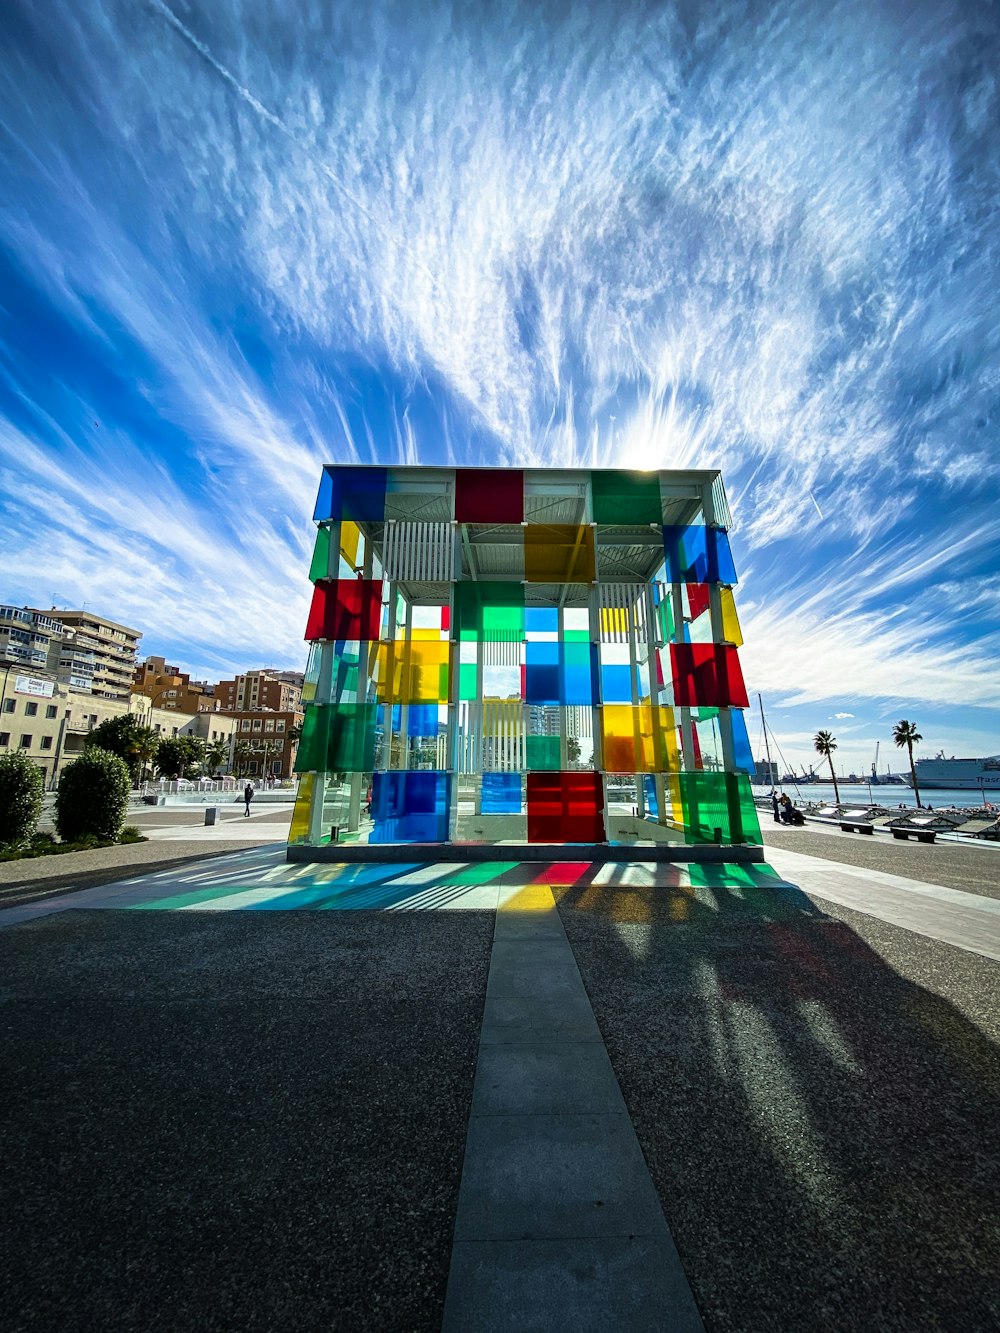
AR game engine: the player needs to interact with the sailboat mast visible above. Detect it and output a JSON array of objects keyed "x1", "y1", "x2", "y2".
[{"x1": 758, "y1": 692, "x2": 773, "y2": 781}]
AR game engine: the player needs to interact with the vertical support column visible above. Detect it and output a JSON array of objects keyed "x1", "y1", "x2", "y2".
[
  {"x1": 627, "y1": 586, "x2": 644, "y2": 817},
  {"x1": 643, "y1": 579, "x2": 665, "y2": 824},
  {"x1": 702, "y1": 482, "x2": 736, "y2": 776},
  {"x1": 347, "y1": 539, "x2": 376, "y2": 832},
  {"x1": 671, "y1": 580, "x2": 696, "y2": 769},
  {"x1": 557, "y1": 605, "x2": 569, "y2": 769},
  {"x1": 447, "y1": 583, "x2": 461, "y2": 843},
  {"x1": 399, "y1": 596, "x2": 413, "y2": 771},
  {"x1": 474, "y1": 624, "x2": 484, "y2": 815},
  {"x1": 307, "y1": 641, "x2": 335, "y2": 844}
]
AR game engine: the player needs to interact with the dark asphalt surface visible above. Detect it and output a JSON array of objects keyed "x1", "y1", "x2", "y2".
[
  {"x1": 762, "y1": 823, "x2": 1000, "y2": 899},
  {"x1": 0, "y1": 910, "x2": 494, "y2": 1332},
  {"x1": 556, "y1": 879, "x2": 1000, "y2": 1333}
]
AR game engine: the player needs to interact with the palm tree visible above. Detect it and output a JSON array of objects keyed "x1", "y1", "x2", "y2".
[
  {"x1": 205, "y1": 739, "x2": 229, "y2": 776},
  {"x1": 814, "y1": 730, "x2": 840, "y2": 805},
  {"x1": 892, "y1": 720, "x2": 923, "y2": 807},
  {"x1": 232, "y1": 741, "x2": 254, "y2": 778}
]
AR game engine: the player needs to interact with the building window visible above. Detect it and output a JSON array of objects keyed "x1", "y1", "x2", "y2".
[
  {"x1": 276, "y1": 719, "x2": 286, "y2": 733},
  {"x1": 0, "y1": 732, "x2": 8, "y2": 746},
  {"x1": 25, "y1": 702, "x2": 38, "y2": 717},
  {"x1": 40, "y1": 736, "x2": 53, "y2": 751},
  {"x1": 2, "y1": 699, "x2": 13, "y2": 713},
  {"x1": 264, "y1": 719, "x2": 275, "y2": 732},
  {"x1": 46, "y1": 705, "x2": 57, "y2": 719},
  {"x1": 20, "y1": 735, "x2": 31, "y2": 747},
  {"x1": 252, "y1": 719, "x2": 262, "y2": 732}
]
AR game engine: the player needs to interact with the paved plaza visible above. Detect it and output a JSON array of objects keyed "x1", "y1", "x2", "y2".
[{"x1": 1, "y1": 827, "x2": 998, "y2": 1330}]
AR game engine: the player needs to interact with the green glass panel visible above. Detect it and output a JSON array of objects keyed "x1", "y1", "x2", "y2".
[
  {"x1": 678, "y1": 772, "x2": 761, "y2": 845},
  {"x1": 526, "y1": 735, "x2": 561, "y2": 770},
  {"x1": 459, "y1": 662, "x2": 478, "y2": 701},
  {"x1": 657, "y1": 595, "x2": 674, "y2": 641},
  {"x1": 454, "y1": 581, "x2": 525, "y2": 642},
  {"x1": 308, "y1": 525, "x2": 332, "y2": 582},
  {"x1": 592, "y1": 470, "x2": 663, "y2": 525},
  {"x1": 293, "y1": 703, "x2": 376, "y2": 773},
  {"x1": 562, "y1": 628, "x2": 591, "y2": 642}
]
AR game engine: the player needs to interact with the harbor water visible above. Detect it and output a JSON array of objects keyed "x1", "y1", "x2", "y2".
[{"x1": 751, "y1": 781, "x2": 999, "y2": 810}]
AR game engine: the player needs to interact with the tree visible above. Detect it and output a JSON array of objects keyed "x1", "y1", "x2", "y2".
[
  {"x1": 155, "y1": 735, "x2": 204, "y2": 779},
  {"x1": 566, "y1": 736, "x2": 582, "y2": 766},
  {"x1": 232, "y1": 741, "x2": 254, "y2": 778},
  {"x1": 84, "y1": 715, "x2": 160, "y2": 785},
  {"x1": 55, "y1": 747, "x2": 130, "y2": 842},
  {"x1": 0, "y1": 751, "x2": 44, "y2": 850},
  {"x1": 813, "y1": 730, "x2": 840, "y2": 805},
  {"x1": 205, "y1": 739, "x2": 229, "y2": 775},
  {"x1": 892, "y1": 720, "x2": 923, "y2": 807}
]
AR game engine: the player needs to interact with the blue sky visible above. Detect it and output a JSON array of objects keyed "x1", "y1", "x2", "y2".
[{"x1": 1, "y1": 0, "x2": 998, "y2": 776}]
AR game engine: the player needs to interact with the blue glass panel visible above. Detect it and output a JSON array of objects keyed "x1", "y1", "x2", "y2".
[
  {"x1": 314, "y1": 466, "x2": 388, "y2": 522},
  {"x1": 525, "y1": 607, "x2": 558, "y2": 635},
  {"x1": 482, "y1": 772, "x2": 521, "y2": 814},
  {"x1": 642, "y1": 774, "x2": 659, "y2": 818},
  {"x1": 730, "y1": 710, "x2": 754, "y2": 775},
  {"x1": 312, "y1": 468, "x2": 334, "y2": 522},
  {"x1": 600, "y1": 664, "x2": 632, "y2": 703},
  {"x1": 662, "y1": 525, "x2": 738, "y2": 584},
  {"x1": 369, "y1": 771, "x2": 451, "y2": 843},
  {"x1": 406, "y1": 704, "x2": 440, "y2": 738},
  {"x1": 524, "y1": 641, "x2": 560, "y2": 704},
  {"x1": 561, "y1": 641, "x2": 597, "y2": 706}
]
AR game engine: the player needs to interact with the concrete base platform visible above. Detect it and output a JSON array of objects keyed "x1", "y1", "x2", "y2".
[{"x1": 287, "y1": 841, "x2": 765, "y2": 865}]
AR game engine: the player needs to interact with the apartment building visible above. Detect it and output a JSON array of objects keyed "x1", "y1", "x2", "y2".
[
  {"x1": 229, "y1": 708, "x2": 301, "y2": 780},
  {"x1": 132, "y1": 655, "x2": 217, "y2": 715},
  {"x1": 34, "y1": 608, "x2": 141, "y2": 700},
  {"x1": 215, "y1": 669, "x2": 303, "y2": 714},
  {"x1": 0, "y1": 676, "x2": 236, "y2": 789},
  {"x1": 0, "y1": 605, "x2": 97, "y2": 691}
]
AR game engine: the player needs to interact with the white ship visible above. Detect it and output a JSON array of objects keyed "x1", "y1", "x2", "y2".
[{"x1": 905, "y1": 752, "x2": 1000, "y2": 791}]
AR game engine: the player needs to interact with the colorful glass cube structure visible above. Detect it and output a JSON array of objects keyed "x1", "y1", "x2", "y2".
[{"x1": 289, "y1": 466, "x2": 761, "y2": 851}]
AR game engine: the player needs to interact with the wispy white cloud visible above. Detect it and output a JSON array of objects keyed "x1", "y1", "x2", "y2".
[{"x1": 0, "y1": 0, "x2": 997, "y2": 732}]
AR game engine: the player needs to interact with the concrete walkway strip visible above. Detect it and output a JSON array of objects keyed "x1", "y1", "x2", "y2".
[
  {"x1": 443, "y1": 884, "x2": 704, "y2": 1333},
  {"x1": 767, "y1": 846, "x2": 1000, "y2": 963}
]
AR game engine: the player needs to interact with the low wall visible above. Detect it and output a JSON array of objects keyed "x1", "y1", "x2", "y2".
[{"x1": 287, "y1": 841, "x2": 765, "y2": 865}]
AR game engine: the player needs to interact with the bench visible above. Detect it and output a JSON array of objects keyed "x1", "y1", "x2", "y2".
[
  {"x1": 840, "y1": 820, "x2": 874, "y2": 834},
  {"x1": 891, "y1": 828, "x2": 936, "y2": 844}
]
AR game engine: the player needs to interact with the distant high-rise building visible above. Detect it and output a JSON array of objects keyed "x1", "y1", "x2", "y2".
[
  {"x1": 132, "y1": 655, "x2": 217, "y2": 715},
  {"x1": 215, "y1": 669, "x2": 303, "y2": 714},
  {"x1": 33, "y1": 608, "x2": 141, "y2": 701}
]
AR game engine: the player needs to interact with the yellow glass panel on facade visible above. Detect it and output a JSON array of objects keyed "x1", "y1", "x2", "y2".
[
  {"x1": 601, "y1": 704, "x2": 678, "y2": 773},
  {"x1": 376, "y1": 640, "x2": 451, "y2": 703},
  {"x1": 339, "y1": 520, "x2": 361, "y2": 569},
  {"x1": 288, "y1": 773, "x2": 314, "y2": 844},
  {"x1": 721, "y1": 587, "x2": 743, "y2": 646}
]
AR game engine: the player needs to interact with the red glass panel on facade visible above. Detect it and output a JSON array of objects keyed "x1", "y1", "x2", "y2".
[
  {"x1": 304, "y1": 579, "x2": 383, "y2": 642},
  {"x1": 455, "y1": 468, "x2": 524, "y2": 523},
  {"x1": 526, "y1": 771, "x2": 605, "y2": 843},
  {"x1": 686, "y1": 583, "x2": 711, "y2": 621},
  {"x1": 669, "y1": 643, "x2": 750, "y2": 709}
]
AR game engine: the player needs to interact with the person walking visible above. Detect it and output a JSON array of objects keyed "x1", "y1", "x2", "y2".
[
  {"x1": 771, "y1": 790, "x2": 781, "y2": 823},
  {"x1": 243, "y1": 782, "x2": 254, "y2": 817}
]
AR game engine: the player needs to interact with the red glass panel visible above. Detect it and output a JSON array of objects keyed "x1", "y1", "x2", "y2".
[
  {"x1": 455, "y1": 468, "x2": 524, "y2": 523},
  {"x1": 687, "y1": 583, "x2": 711, "y2": 621},
  {"x1": 304, "y1": 579, "x2": 383, "y2": 642},
  {"x1": 669, "y1": 643, "x2": 750, "y2": 709},
  {"x1": 526, "y1": 772, "x2": 605, "y2": 843}
]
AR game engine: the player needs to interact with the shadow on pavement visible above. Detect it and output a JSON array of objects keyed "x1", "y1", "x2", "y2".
[{"x1": 555, "y1": 867, "x2": 1000, "y2": 1332}]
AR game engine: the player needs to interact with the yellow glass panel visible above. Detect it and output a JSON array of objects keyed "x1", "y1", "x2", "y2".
[
  {"x1": 288, "y1": 773, "x2": 314, "y2": 844},
  {"x1": 339, "y1": 520, "x2": 361, "y2": 568},
  {"x1": 601, "y1": 704, "x2": 678, "y2": 773},
  {"x1": 411, "y1": 627, "x2": 445, "y2": 641},
  {"x1": 721, "y1": 587, "x2": 743, "y2": 646},
  {"x1": 600, "y1": 606, "x2": 631, "y2": 637},
  {"x1": 376, "y1": 640, "x2": 451, "y2": 703},
  {"x1": 524, "y1": 524, "x2": 596, "y2": 582}
]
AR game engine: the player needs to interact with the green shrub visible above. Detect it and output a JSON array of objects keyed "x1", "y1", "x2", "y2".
[
  {"x1": 118, "y1": 825, "x2": 144, "y2": 844},
  {"x1": 0, "y1": 751, "x2": 44, "y2": 850},
  {"x1": 30, "y1": 830, "x2": 58, "y2": 849},
  {"x1": 55, "y1": 748, "x2": 131, "y2": 843}
]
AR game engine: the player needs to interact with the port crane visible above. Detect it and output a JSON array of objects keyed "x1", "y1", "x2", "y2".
[{"x1": 871, "y1": 741, "x2": 880, "y2": 786}]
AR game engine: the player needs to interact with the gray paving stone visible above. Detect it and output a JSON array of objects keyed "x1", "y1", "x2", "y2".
[
  {"x1": 472, "y1": 1041, "x2": 624, "y2": 1115},
  {"x1": 479, "y1": 995, "x2": 602, "y2": 1045},
  {"x1": 452, "y1": 1112, "x2": 668, "y2": 1242},
  {"x1": 493, "y1": 911, "x2": 567, "y2": 940},
  {"x1": 486, "y1": 947, "x2": 590, "y2": 1001},
  {"x1": 443, "y1": 1236, "x2": 704, "y2": 1332}
]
